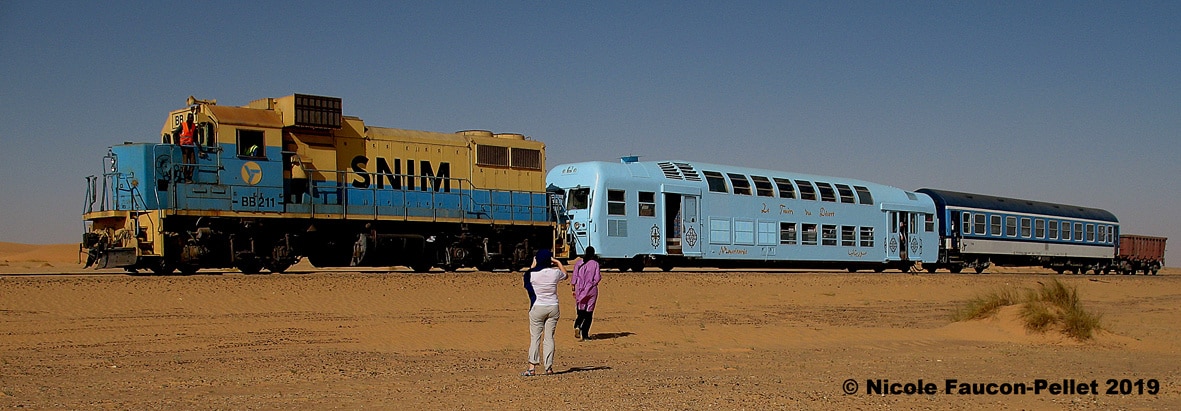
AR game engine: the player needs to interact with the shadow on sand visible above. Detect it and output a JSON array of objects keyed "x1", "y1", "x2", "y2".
[
  {"x1": 587, "y1": 331, "x2": 634, "y2": 341},
  {"x1": 550, "y1": 366, "x2": 612, "y2": 375}
]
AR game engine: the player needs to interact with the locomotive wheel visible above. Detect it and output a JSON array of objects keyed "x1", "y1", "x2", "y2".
[
  {"x1": 267, "y1": 261, "x2": 292, "y2": 274},
  {"x1": 237, "y1": 260, "x2": 262, "y2": 275},
  {"x1": 411, "y1": 263, "x2": 433, "y2": 273},
  {"x1": 873, "y1": 266, "x2": 885, "y2": 273},
  {"x1": 151, "y1": 261, "x2": 175, "y2": 275},
  {"x1": 948, "y1": 265, "x2": 964, "y2": 274},
  {"x1": 847, "y1": 267, "x2": 859, "y2": 273},
  {"x1": 926, "y1": 266, "x2": 938, "y2": 273}
]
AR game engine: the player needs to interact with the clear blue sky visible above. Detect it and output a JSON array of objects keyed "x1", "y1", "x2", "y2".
[{"x1": 2, "y1": 1, "x2": 1178, "y2": 264}]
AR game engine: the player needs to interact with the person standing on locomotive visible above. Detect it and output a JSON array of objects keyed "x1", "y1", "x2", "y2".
[
  {"x1": 172, "y1": 108, "x2": 198, "y2": 181},
  {"x1": 289, "y1": 155, "x2": 308, "y2": 204}
]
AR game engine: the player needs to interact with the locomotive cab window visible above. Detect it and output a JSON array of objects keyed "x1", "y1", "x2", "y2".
[{"x1": 237, "y1": 129, "x2": 265, "y2": 158}]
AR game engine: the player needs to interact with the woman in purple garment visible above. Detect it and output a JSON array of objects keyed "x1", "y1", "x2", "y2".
[{"x1": 570, "y1": 246, "x2": 601, "y2": 341}]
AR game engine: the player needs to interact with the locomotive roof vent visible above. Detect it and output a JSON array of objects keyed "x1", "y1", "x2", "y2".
[
  {"x1": 458, "y1": 130, "x2": 494, "y2": 138},
  {"x1": 621, "y1": 155, "x2": 640, "y2": 163},
  {"x1": 495, "y1": 133, "x2": 525, "y2": 140}
]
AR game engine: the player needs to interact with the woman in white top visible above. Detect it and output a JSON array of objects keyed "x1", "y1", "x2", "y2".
[{"x1": 522, "y1": 249, "x2": 568, "y2": 376}]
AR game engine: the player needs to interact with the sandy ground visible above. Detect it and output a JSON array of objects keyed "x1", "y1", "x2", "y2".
[{"x1": 2, "y1": 242, "x2": 1180, "y2": 410}]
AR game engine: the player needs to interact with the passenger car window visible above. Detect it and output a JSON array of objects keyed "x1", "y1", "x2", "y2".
[
  {"x1": 703, "y1": 171, "x2": 728, "y2": 193},
  {"x1": 795, "y1": 180, "x2": 817, "y2": 201},
  {"x1": 607, "y1": 189, "x2": 626, "y2": 215},
  {"x1": 751, "y1": 176, "x2": 774, "y2": 197},
  {"x1": 638, "y1": 191, "x2": 655, "y2": 217},
  {"x1": 727, "y1": 173, "x2": 752, "y2": 195},
  {"x1": 816, "y1": 182, "x2": 836, "y2": 202},
  {"x1": 835, "y1": 184, "x2": 856, "y2": 204},
  {"x1": 853, "y1": 186, "x2": 873, "y2": 205},
  {"x1": 774, "y1": 178, "x2": 796, "y2": 199}
]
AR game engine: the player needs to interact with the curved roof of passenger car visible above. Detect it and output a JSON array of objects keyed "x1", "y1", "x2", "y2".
[
  {"x1": 916, "y1": 188, "x2": 1117, "y2": 222},
  {"x1": 548, "y1": 159, "x2": 929, "y2": 207}
]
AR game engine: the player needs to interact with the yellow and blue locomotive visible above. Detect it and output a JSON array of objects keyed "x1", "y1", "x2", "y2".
[{"x1": 82, "y1": 94, "x2": 557, "y2": 274}]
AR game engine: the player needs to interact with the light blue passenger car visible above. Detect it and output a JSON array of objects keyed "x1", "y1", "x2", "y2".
[{"x1": 546, "y1": 158, "x2": 938, "y2": 272}]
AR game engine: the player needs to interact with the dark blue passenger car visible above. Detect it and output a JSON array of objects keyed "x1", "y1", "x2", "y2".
[{"x1": 916, "y1": 189, "x2": 1118, "y2": 273}]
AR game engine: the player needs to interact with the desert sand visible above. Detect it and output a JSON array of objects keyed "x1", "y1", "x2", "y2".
[{"x1": 2, "y1": 242, "x2": 1179, "y2": 410}]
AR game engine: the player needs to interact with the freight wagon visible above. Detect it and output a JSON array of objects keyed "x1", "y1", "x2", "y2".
[{"x1": 1115, "y1": 235, "x2": 1166, "y2": 275}]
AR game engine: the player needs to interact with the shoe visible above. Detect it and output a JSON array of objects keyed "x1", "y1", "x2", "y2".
[
  {"x1": 545, "y1": 368, "x2": 554, "y2": 375},
  {"x1": 521, "y1": 368, "x2": 536, "y2": 377},
  {"x1": 575, "y1": 329, "x2": 582, "y2": 340}
]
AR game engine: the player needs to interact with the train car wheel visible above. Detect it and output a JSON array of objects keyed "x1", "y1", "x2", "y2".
[
  {"x1": 411, "y1": 263, "x2": 433, "y2": 273},
  {"x1": 948, "y1": 265, "x2": 963, "y2": 274},
  {"x1": 633, "y1": 258, "x2": 648, "y2": 273},
  {"x1": 178, "y1": 264, "x2": 199, "y2": 275},
  {"x1": 974, "y1": 266, "x2": 986, "y2": 274},
  {"x1": 847, "y1": 267, "x2": 859, "y2": 273}
]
